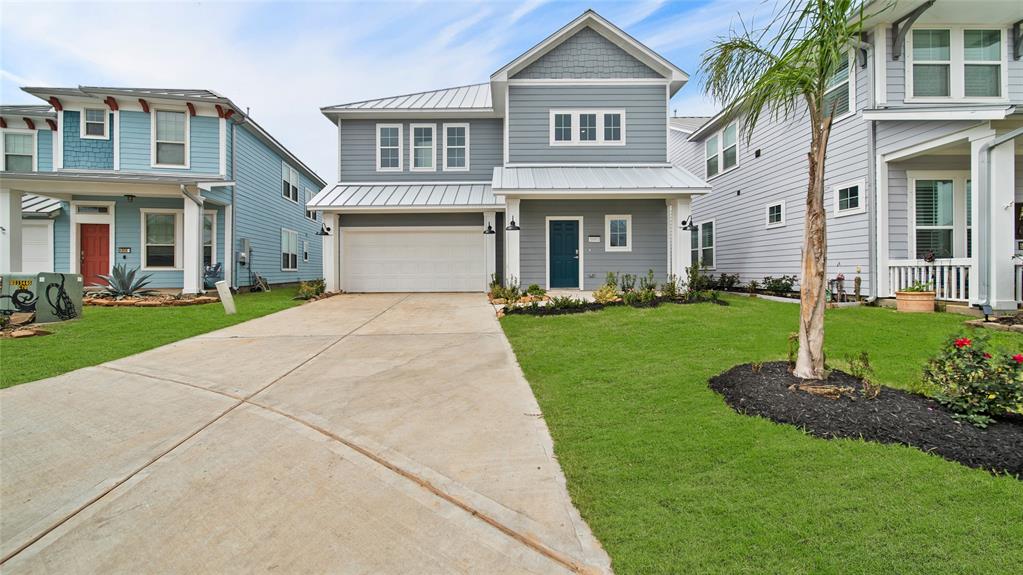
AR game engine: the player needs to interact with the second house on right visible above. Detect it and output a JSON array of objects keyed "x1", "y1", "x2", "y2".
[{"x1": 672, "y1": 0, "x2": 1023, "y2": 311}]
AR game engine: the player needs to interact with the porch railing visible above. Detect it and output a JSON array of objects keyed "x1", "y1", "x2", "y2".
[
  {"x1": 1016, "y1": 264, "x2": 1023, "y2": 304},
  {"x1": 888, "y1": 259, "x2": 971, "y2": 302}
]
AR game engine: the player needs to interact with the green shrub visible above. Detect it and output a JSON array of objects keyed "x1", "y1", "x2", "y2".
[
  {"x1": 922, "y1": 335, "x2": 1023, "y2": 427},
  {"x1": 490, "y1": 277, "x2": 521, "y2": 301},
  {"x1": 294, "y1": 278, "x2": 326, "y2": 300},
  {"x1": 685, "y1": 265, "x2": 714, "y2": 291},
  {"x1": 747, "y1": 279, "x2": 760, "y2": 294},
  {"x1": 901, "y1": 280, "x2": 933, "y2": 292},
  {"x1": 549, "y1": 295, "x2": 587, "y2": 310},
  {"x1": 621, "y1": 290, "x2": 641, "y2": 306},
  {"x1": 762, "y1": 275, "x2": 797, "y2": 295},
  {"x1": 619, "y1": 273, "x2": 637, "y2": 293},
  {"x1": 715, "y1": 273, "x2": 740, "y2": 290},
  {"x1": 525, "y1": 284, "x2": 546, "y2": 297},
  {"x1": 593, "y1": 283, "x2": 620, "y2": 305},
  {"x1": 639, "y1": 269, "x2": 657, "y2": 292},
  {"x1": 604, "y1": 272, "x2": 618, "y2": 289},
  {"x1": 660, "y1": 274, "x2": 680, "y2": 300},
  {"x1": 638, "y1": 288, "x2": 658, "y2": 305}
]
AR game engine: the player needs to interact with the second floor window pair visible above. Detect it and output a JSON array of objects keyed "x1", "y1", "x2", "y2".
[
  {"x1": 551, "y1": 110, "x2": 623, "y2": 145},
  {"x1": 910, "y1": 28, "x2": 1003, "y2": 99}
]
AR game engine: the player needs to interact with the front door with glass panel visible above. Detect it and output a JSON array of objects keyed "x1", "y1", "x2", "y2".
[{"x1": 549, "y1": 220, "x2": 579, "y2": 288}]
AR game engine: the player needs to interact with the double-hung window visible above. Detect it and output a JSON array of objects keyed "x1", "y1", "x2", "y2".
[
  {"x1": 549, "y1": 110, "x2": 625, "y2": 145},
  {"x1": 914, "y1": 179, "x2": 954, "y2": 259},
  {"x1": 203, "y1": 212, "x2": 216, "y2": 267},
  {"x1": 823, "y1": 52, "x2": 853, "y2": 117},
  {"x1": 908, "y1": 28, "x2": 1005, "y2": 100},
  {"x1": 705, "y1": 122, "x2": 737, "y2": 178},
  {"x1": 305, "y1": 188, "x2": 317, "y2": 220},
  {"x1": 833, "y1": 180, "x2": 865, "y2": 216},
  {"x1": 281, "y1": 229, "x2": 298, "y2": 271},
  {"x1": 410, "y1": 124, "x2": 435, "y2": 171},
  {"x1": 143, "y1": 210, "x2": 179, "y2": 269},
  {"x1": 82, "y1": 108, "x2": 108, "y2": 138},
  {"x1": 2, "y1": 132, "x2": 35, "y2": 172},
  {"x1": 376, "y1": 124, "x2": 402, "y2": 171},
  {"x1": 964, "y1": 29, "x2": 1002, "y2": 98},
  {"x1": 282, "y1": 163, "x2": 299, "y2": 202},
  {"x1": 690, "y1": 221, "x2": 715, "y2": 268},
  {"x1": 443, "y1": 123, "x2": 469, "y2": 171},
  {"x1": 153, "y1": 110, "x2": 187, "y2": 167},
  {"x1": 766, "y1": 202, "x2": 785, "y2": 228},
  {"x1": 605, "y1": 215, "x2": 631, "y2": 252}
]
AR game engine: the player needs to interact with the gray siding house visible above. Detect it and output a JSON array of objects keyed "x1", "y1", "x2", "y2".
[
  {"x1": 672, "y1": 0, "x2": 1023, "y2": 311},
  {"x1": 311, "y1": 10, "x2": 708, "y2": 293}
]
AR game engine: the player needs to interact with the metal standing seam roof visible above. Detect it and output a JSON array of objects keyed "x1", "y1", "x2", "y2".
[
  {"x1": 21, "y1": 194, "x2": 62, "y2": 215},
  {"x1": 492, "y1": 165, "x2": 708, "y2": 191},
  {"x1": 322, "y1": 83, "x2": 492, "y2": 112},
  {"x1": 669, "y1": 116, "x2": 711, "y2": 133},
  {"x1": 0, "y1": 105, "x2": 56, "y2": 118},
  {"x1": 309, "y1": 183, "x2": 501, "y2": 209}
]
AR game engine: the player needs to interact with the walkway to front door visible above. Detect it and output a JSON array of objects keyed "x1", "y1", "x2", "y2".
[
  {"x1": 549, "y1": 219, "x2": 580, "y2": 289},
  {"x1": 79, "y1": 223, "x2": 109, "y2": 286}
]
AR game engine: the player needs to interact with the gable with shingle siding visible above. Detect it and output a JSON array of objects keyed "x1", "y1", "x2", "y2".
[{"x1": 512, "y1": 27, "x2": 661, "y2": 80}]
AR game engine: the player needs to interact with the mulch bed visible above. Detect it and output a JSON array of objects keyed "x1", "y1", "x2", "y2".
[
  {"x1": 709, "y1": 362, "x2": 1023, "y2": 477},
  {"x1": 499, "y1": 295, "x2": 727, "y2": 317}
]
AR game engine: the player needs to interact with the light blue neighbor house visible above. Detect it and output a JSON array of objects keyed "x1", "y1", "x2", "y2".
[
  {"x1": 310, "y1": 10, "x2": 709, "y2": 293},
  {"x1": 0, "y1": 87, "x2": 325, "y2": 293}
]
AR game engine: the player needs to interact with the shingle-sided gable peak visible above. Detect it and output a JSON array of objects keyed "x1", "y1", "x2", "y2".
[{"x1": 512, "y1": 27, "x2": 661, "y2": 80}]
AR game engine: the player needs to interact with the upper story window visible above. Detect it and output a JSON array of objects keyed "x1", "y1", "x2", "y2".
[
  {"x1": 153, "y1": 110, "x2": 188, "y2": 167},
  {"x1": 82, "y1": 108, "x2": 108, "y2": 139},
  {"x1": 823, "y1": 51, "x2": 854, "y2": 118},
  {"x1": 282, "y1": 163, "x2": 299, "y2": 203},
  {"x1": 549, "y1": 110, "x2": 626, "y2": 146},
  {"x1": 305, "y1": 187, "x2": 318, "y2": 220},
  {"x1": 410, "y1": 123, "x2": 435, "y2": 172},
  {"x1": 2, "y1": 132, "x2": 35, "y2": 172},
  {"x1": 376, "y1": 124, "x2": 402, "y2": 171},
  {"x1": 443, "y1": 123, "x2": 469, "y2": 171},
  {"x1": 705, "y1": 122, "x2": 737, "y2": 178},
  {"x1": 907, "y1": 28, "x2": 1006, "y2": 100}
]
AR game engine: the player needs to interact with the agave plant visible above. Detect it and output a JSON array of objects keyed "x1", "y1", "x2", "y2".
[{"x1": 93, "y1": 264, "x2": 157, "y2": 299}]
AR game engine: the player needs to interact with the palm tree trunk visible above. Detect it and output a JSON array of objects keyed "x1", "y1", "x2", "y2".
[{"x1": 793, "y1": 120, "x2": 831, "y2": 380}]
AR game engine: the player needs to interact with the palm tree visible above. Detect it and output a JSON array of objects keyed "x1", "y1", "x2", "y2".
[{"x1": 701, "y1": 0, "x2": 879, "y2": 379}]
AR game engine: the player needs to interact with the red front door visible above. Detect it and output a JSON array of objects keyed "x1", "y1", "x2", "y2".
[{"x1": 80, "y1": 224, "x2": 110, "y2": 286}]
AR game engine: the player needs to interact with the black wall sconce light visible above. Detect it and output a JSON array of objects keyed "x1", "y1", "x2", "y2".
[
  {"x1": 483, "y1": 222, "x2": 495, "y2": 235},
  {"x1": 680, "y1": 215, "x2": 695, "y2": 231},
  {"x1": 505, "y1": 217, "x2": 520, "y2": 231},
  {"x1": 315, "y1": 223, "x2": 332, "y2": 236}
]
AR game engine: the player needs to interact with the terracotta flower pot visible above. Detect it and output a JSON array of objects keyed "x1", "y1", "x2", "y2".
[{"x1": 895, "y1": 291, "x2": 935, "y2": 313}]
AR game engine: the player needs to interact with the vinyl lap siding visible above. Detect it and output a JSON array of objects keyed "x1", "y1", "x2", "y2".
[
  {"x1": 36, "y1": 130, "x2": 53, "y2": 171},
  {"x1": 339, "y1": 119, "x2": 501, "y2": 182},
  {"x1": 508, "y1": 84, "x2": 667, "y2": 163},
  {"x1": 53, "y1": 205, "x2": 70, "y2": 273},
  {"x1": 119, "y1": 110, "x2": 221, "y2": 174},
  {"x1": 512, "y1": 27, "x2": 661, "y2": 79}
]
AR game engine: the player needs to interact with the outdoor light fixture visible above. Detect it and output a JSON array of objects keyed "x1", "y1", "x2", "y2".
[
  {"x1": 483, "y1": 223, "x2": 495, "y2": 235},
  {"x1": 315, "y1": 224, "x2": 332, "y2": 236},
  {"x1": 124, "y1": 194, "x2": 136, "y2": 202},
  {"x1": 680, "y1": 215, "x2": 695, "y2": 231},
  {"x1": 505, "y1": 218, "x2": 520, "y2": 231}
]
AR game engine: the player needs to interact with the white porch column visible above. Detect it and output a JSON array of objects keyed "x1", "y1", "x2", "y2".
[
  {"x1": 322, "y1": 213, "x2": 339, "y2": 293},
  {"x1": 969, "y1": 138, "x2": 984, "y2": 305},
  {"x1": 987, "y1": 138, "x2": 1016, "y2": 310},
  {"x1": 224, "y1": 204, "x2": 234, "y2": 288},
  {"x1": 504, "y1": 198, "x2": 520, "y2": 285},
  {"x1": 0, "y1": 188, "x2": 23, "y2": 274},
  {"x1": 876, "y1": 157, "x2": 891, "y2": 298},
  {"x1": 483, "y1": 210, "x2": 496, "y2": 287},
  {"x1": 667, "y1": 197, "x2": 691, "y2": 281},
  {"x1": 182, "y1": 194, "x2": 203, "y2": 294}
]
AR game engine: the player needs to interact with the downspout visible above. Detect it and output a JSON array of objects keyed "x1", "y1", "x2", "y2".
[
  {"x1": 976, "y1": 126, "x2": 1023, "y2": 308},
  {"x1": 231, "y1": 121, "x2": 237, "y2": 288},
  {"x1": 863, "y1": 33, "x2": 878, "y2": 302}
]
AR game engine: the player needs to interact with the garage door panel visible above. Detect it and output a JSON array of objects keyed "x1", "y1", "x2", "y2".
[
  {"x1": 22, "y1": 221, "x2": 54, "y2": 274},
  {"x1": 343, "y1": 229, "x2": 484, "y2": 292}
]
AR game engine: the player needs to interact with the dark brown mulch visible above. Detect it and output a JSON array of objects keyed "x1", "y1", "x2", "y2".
[
  {"x1": 992, "y1": 313, "x2": 1023, "y2": 326},
  {"x1": 709, "y1": 362, "x2": 1023, "y2": 477}
]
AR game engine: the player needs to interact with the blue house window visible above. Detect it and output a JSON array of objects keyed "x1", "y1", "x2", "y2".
[
  {"x1": 3, "y1": 133, "x2": 34, "y2": 172},
  {"x1": 153, "y1": 110, "x2": 187, "y2": 167}
]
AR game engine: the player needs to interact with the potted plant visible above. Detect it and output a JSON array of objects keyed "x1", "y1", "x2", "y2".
[{"x1": 896, "y1": 280, "x2": 935, "y2": 313}]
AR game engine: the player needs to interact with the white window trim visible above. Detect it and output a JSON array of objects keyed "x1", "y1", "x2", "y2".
[
  {"x1": 704, "y1": 122, "x2": 738, "y2": 180},
  {"x1": 548, "y1": 110, "x2": 626, "y2": 146},
  {"x1": 905, "y1": 26, "x2": 1010, "y2": 103},
  {"x1": 765, "y1": 202, "x2": 786, "y2": 228},
  {"x1": 907, "y1": 170, "x2": 970, "y2": 260},
  {"x1": 69, "y1": 200, "x2": 115, "y2": 276},
  {"x1": 1, "y1": 128, "x2": 38, "y2": 172},
  {"x1": 140, "y1": 208, "x2": 184, "y2": 271},
  {"x1": 80, "y1": 107, "x2": 109, "y2": 140},
  {"x1": 823, "y1": 50, "x2": 856, "y2": 122},
  {"x1": 691, "y1": 220, "x2": 716, "y2": 270},
  {"x1": 150, "y1": 108, "x2": 190, "y2": 169},
  {"x1": 442, "y1": 122, "x2": 470, "y2": 172},
  {"x1": 282, "y1": 162, "x2": 300, "y2": 204},
  {"x1": 409, "y1": 123, "x2": 436, "y2": 172},
  {"x1": 203, "y1": 210, "x2": 217, "y2": 266},
  {"x1": 281, "y1": 228, "x2": 299, "y2": 271},
  {"x1": 303, "y1": 240, "x2": 310, "y2": 263},
  {"x1": 375, "y1": 123, "x2": 403, "y2": 172},
  {"x1": 832, "y1": 179, "x2": 867, "y2": 217},
  {"x1": 604, "y1": 214, "x2": 632, "y2": 252}
]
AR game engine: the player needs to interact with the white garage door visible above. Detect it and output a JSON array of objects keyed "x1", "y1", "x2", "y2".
[
  {"x1": 21, "y1": 220, "x2": 54, "y2": 273},
  {"x1": 343, "y1": 228, "x2": 484, "y2": 292}
]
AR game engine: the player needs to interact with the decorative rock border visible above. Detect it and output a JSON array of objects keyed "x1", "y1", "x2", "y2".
[
  {"x1": 84, "y1": 296, "x2": 220, "y2": 308},
  {"x1": 965, "y1": 319, "x2": 1023, "y2": 333}
]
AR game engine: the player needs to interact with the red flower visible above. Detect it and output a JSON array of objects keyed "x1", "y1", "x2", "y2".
[
  {"x1": 1013, "y1": 354, "x2": 1023, "y2": 364},
  {"x1": 983, "y1": 353, "x2": 992, "y2": 359},
  {"x1": 954, "y1": 338, "x2": 972, "y2": 349}
]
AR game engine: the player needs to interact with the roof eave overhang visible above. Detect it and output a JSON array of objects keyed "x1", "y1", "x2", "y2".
[
  {"x1": 321, "y1": 108, "x2": 500, "y2": 122},
  {"x1": 861, "y1": 106, "x2": 1015, "y2": 121},
  {"x1": 493, "y1": 189, "x2": 711, "y2": 198},
  {"x1": 314, "y1": 205, "x2": 505, "y2": 213}
]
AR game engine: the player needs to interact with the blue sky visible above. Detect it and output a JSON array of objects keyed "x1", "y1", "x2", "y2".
[{"x1": 0, "y1": 0, "x2": 773, "y2": 180}]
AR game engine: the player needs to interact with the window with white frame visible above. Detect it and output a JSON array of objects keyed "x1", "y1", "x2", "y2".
[
  {"x1": 766, "y1": 202, "x2": 785, "y2": 228},
  {"x1": 908, "y1": 28, "x2": 1006, "y2": 100},
  {"x1": 834, "y1": 181, "x2": 865, "y2": 216},
  {"x1": 705, "y1": 122, "x2": 737, "y2": 178},
  {"x1": 410, "y1": 124, "x2": 435, "y2": 171},
  {"x1": 914, "y1": 178, "x2": 954, "y2": 259},
  {"x1": 605, "y1": 215, "x2": 631, "y2": 252},
  {"x1": 691, "y1": 221, "x2": 715, "y2": 268},
  {"x1": 203, "y1": 212, "x2": 216, "y2": 267},
  {"x1": 305, "y1": 188, "x2": 317, "y2": 220},
  {"x1": 549, "y1": 110, "x2": 625, "y2": 146},
  {"x1": 143, "y1": 210, "x2": 179, "y2": 269},
  {"x1": 376, "y1": 124, "x2": 402, "y2": 171},
  {"x1": 2, "y1": 132, "x2": 35, "y2": 172},
  {"x1": 282, "y1": 163, "x2": 299, "y2": 202},
  {"x1": 822, "y1": 51, "x2": 853, "y2": 117},
  {"x1": 82, "y1": 108, "x2": 108, "y2": 138},
  {"x1": 281, "y1": 229, "x2": 298, "y2": 271},
  {"x1": 303, "y1": 240, "x2": 310, "y2": 263},
  {"x1": 153, "y1": 110, "x2": 187, "y2": 166},
  {"x1": 443, "y1": 124, "x2": 469, "y2": 171}
]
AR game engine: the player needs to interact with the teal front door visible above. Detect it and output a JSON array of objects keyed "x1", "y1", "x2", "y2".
[{"x1": 549, "y1": 220, "x2": 579, "y2": 288}]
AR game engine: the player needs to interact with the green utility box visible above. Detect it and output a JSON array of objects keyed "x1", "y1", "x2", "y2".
[{"x1": 1, "y1": 273, "x2": 84, "y2": 323}]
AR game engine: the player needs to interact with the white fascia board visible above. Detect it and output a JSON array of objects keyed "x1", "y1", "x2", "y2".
[
  {"x1": 861, "y1": 108, "x2": 1014, "y2": 121},
  {"x1": 318, "y1": 205, "x2": 505, "y2": 213}
]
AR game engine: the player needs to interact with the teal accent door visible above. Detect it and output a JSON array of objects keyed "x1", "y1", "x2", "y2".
[{"x1": 549, "y1": 220, "x2": 579, "y2": 288}]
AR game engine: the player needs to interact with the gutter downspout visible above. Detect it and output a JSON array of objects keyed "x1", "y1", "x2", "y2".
[
  {"x1": 864, "y1": 34, "x2": 878, "y2": 303},
  {"x1": 977, "y1": 126, "x2": 1023, "y2": 308},
  {"x1": 231, "y1": 121, "x2": 237, "y2": 288}
]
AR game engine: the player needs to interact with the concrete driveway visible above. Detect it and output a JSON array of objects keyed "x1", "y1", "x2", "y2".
[{"x1": 0, "y1": 293, "x2": 610, "y2": 574}]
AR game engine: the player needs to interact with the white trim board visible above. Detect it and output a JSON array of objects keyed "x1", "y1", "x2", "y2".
[
  {"x1": 544, "y1": 215, "x2": 584, "y2": 291},
  {"x1": 69, "y1": 200, "x2": 116, "y2": 277}
]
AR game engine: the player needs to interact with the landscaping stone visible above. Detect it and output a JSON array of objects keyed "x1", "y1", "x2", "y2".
[{"x1": 9, "y1": 312, "x2": 35, "y2": 326}]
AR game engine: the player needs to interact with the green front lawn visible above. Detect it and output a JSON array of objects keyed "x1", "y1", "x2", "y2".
[
  {"x1": 502, "y1": 296, "x2": 1023, "y2": 574},
  {"x1": 1, "y1": 289, "x2": 302, "y2": 388}
]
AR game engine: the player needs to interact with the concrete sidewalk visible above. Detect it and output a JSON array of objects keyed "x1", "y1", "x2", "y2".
[{"x1": 0, "y1": 293, "x2": 610, "y2": 574}]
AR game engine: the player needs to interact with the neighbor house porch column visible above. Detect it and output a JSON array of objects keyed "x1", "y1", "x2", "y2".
[
  {"x1": 0, "y1": 188, "x2": 23, "y2": 274},
  {"x1": 667, "y1": 197, "x2": 691, "y2": 281},
  {"x1": 322, "y1": 213, "x2": 338, "y2": 293},
  {"x1": 504, "y1": 198, "x2": 520, "y2": 285},
  {"x1": 483, "y1": 210, "x2": 496, "y2": 286},
  {"x1": 182, "y1": 189, "x2": 204, "y2": 294},
  {"x1": 978, "y1": 134, "x2": 1017, "y2": 310}
]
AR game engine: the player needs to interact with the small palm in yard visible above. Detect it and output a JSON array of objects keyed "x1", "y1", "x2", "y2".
[
  {"x1": 93, "y1": 263, "x2": 156, "y2": 299},
  {"x1": 701, "y1": 0, "x2": 885, "y2": 379}
]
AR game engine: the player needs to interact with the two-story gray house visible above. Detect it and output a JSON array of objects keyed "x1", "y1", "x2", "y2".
[
  {"x1": 672, "y1": 0, "x2": 1022, "y2": 311},
  {"x1": 311, "y1": 10, "x2": 709, "y2": 293}
]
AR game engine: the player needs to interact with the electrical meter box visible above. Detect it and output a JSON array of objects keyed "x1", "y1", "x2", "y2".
[{"x1": 1, "y1": 273, "x2": 84, "y2": 323}]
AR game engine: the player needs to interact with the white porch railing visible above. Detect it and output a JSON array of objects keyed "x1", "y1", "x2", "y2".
[
  {"x1": 888, "y1": 259, "x2": 971, "y2": 302},
  {"x1": 1016, "y1": 264, "x2": 1023, "y2": 304}
]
